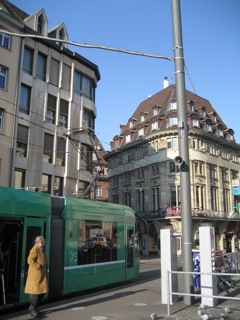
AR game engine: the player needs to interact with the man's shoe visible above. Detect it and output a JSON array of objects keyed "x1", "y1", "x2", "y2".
[
  {"x1": 30, "y1": 309, "x2": 38, "y2": 317},
  {"x1": 29, "y1": 304, "x2": 34, "y2": 311}
]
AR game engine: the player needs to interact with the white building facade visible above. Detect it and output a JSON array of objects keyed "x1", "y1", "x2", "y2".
[
  {"x1": 105, "y1": 83, "x2": 240, "y2": 254},
  {"x1": 0, "y1": 0, "x2": 100, "y2": 197}
]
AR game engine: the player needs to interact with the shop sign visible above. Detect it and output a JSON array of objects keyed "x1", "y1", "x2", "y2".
[
  {"x1": 232, "y1": 179, "x2": 240, "y2": 187},
  {"x1": 232, "y1": 187, "x2": 240, "y2": 195}
]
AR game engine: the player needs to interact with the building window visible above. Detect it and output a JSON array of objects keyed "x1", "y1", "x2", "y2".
[
  {"x1": 228, "y1": 133, "x2": 234, "y2": 141},
  {"x1": 152, "y1": 188, "x2": 160, "y2": 211},
  {"x1": 137, "y1": 168, "x2": 144, "y2": 180},
  {"x1": 37, "y1": 52, "x2": 47, "y2": 81},
  {"x1": 23, "y1": 47, "x2": 34, "y2": 75},
  {"x1": 0, "y1": 109, "x2": 3, "y2": 133},
  {"x1": 124, "y1": 192, "x2": 131, "y2": 207},
  {"x1": 152, "y1": 121, "x2": 158, "y2": 131},
  {"x1": 53, "y1": 176, "x2": 63, "y2": 196},
  {"x1": 189, "y1": 101, "x2": 194, "y2": 112},
  {"x1": 80, "y1": 144, "x2": 92, "y2": 171},
  {"x1": 169, "y1": 101, "x2": 177, "y2": 110},
  {"x1": 78, "y1": 180, "x2": 88, "y2": 196},
  {"x1": 138, "y1": 127, "x2": 144, "y2": 137},
  {"x1": 210, "y1": 187, "x2": 218, "y2": 211},
  {"x1": 82, "y1": 109, "x2": 94, "y2": 130},
  {"x1": 222, "y1": 168, "x2": 228, "y2": 182},
  {"x1": 50, "y1": 58, "x2": 59, "y2": 86},
  {"x1": 152, "y1": 164, "x2": 159, "y2": 177},
  {"x1": 43, "y1": 133, "x2": 53, "y2": 163},
  {"x1": 126, "y1": 134, "x2": 131, "y2": 143},
  {"x1": 202, "y1": 108, "x2": 206, "y2": 117},
  {"x1": 218, "y1": 128, "x2": 224, "y2": 137},
  {"x1": 74, "y1": 70, "x2": 92, "y2": 100},
  {"x1": 209, "y1": 165, "x2": 217, "y2": 179},
  {"x1": 167, "y1": 137, "x2": 178, "y2": 149},
  {"x1": 153, "y1": 108, "x2": 158, "y2": 115},
  {"x1": 61, "y1": 64, "x2": 71, "y2": 91},
  {"x1": 59, "y1": 99, "x2": 68, "y2": 128},
  {"x1": 195, "y1": 185, "x2": 205, "y2": 209},
  {"x1": 223, "y1": 189, "x2": 229, "y2": 213},
  {"x1": 42, "y1": 174, "x2": 51, "y2": 194},
  {"x1": 192, "y1": 119, "x2": 199, "y2": 127},
  {"x1": 0, "y1": 33, "x2": 10, "y2": 49},
  {"x1": 19, "y1": 84, "x2": 31, "y2": 115},
  {"x1": 14, "y1": 169, "x2": 25, "y2": 189},
  {"x1": 16, "y1": 125, "x2": 28, "y2": 157},
  {"x1": 206, "y1": 123, "x2": 212, "y2": 132},
  {"x1": 46, "y1": 94, "x2": 56, "y2": 124},
  {"x1": 56, "y1": 137, "x2": 66, "y2": 166},
  {"x1": 169, "y1": 161, "x2": 180, "y2": 174},
  {"x1": 96, "y1": 185, "x2": 102, "y2": 197},
  {"x1": 172, "y1": 137, "x2": 178, "y2": 149},
  {"x1": 137, "y1": 189, "x2": 144, "y2": 213},
  {"x1": 0, "y1": 66, "x2": 8, "y2": 90},
  {"x1": 140, "y1": 114, "x2": 145, "y2": 122},
  {"x1": 168, "y1": 116, "x2": 177, "y2": 127}
]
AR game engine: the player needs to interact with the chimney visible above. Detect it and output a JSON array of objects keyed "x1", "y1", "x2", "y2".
[{"x1": 163, "y1": 76, "x2": 169, "y2": 88}]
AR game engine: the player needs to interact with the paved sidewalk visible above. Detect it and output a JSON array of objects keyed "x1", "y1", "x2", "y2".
[{"x1": 0, "y1": 255, "x2": 240, "y2": 320}]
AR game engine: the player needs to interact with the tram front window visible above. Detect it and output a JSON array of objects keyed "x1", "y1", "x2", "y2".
[{"x1": 78, "y1": 220, "x2": 117, "y2": 265}]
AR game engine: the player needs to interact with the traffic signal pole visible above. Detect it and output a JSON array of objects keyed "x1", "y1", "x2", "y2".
[{"x1": 171, "y1": 0, "x2": 193, "y2": 305}]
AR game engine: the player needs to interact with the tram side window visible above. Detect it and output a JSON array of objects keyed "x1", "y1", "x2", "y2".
[{"x1": 78, "y1": 220, "x2": 118, "y2": 265}]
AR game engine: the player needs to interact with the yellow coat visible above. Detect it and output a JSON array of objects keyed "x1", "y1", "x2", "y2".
[{"x1": 25, "y1": 244, "x2": 48, "y2": 294}]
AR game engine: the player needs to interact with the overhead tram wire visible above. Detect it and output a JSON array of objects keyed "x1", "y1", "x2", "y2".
[{"x1": 0, "y1": 29, "x2": 173, "y2": 61}]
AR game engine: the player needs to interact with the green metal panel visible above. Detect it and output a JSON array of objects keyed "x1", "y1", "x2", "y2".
[
  {"x1": 62, "y1": 197, "x2": 135, "y2": 223},
  {"x1": 0, "y1": 187, "x2": 51, "y2": 217}
]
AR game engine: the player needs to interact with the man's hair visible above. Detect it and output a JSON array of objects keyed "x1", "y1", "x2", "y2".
[{"x1": 35, "y1": 236, "x2": 45, "y2": 244}]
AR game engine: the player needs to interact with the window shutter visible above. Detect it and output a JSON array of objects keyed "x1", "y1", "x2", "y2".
[
  {"x1": 17, "y1": 125, "x2": 28, "y2": 143},
  {"x1": 57, "y1": 137, "x2": 65, "y2": 159},
  {"x1": 62, "y1": 64, "x2": 70, "y2": 91},
  {"x1": 44, "y1": 133, "x2": 53, "y2": 155},
  {"x1": 50, "y1": 58, "x2": 59, "y2": 86}
]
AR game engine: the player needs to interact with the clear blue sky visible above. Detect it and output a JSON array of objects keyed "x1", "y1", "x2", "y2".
[{"x1": 11, "y1": 0, "x2": 240, "y2": 150}]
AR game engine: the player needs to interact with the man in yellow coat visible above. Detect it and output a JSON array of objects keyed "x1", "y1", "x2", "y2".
[{"x1": 25, "y1": 236, "x2": 48, "y2": 317}]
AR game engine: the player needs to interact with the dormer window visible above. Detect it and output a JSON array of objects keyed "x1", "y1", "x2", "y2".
[
  {"x1": 169, "y1": 101, "x2": 177, "y2": 110},
  {"x1": 138, "y1": 127, "x2": 144, "y2": 137},
  {"x1": 152, "y1": 121, "x2": 158, "y2": 131},
  {"x1": 153, "y1": 108, "x2": 158, "y2": 116},
  {"x1": 202, "y1": 108, "x2": 206, "y2": 117},
  {"x1": 218, "y1": 128, "x2": 224, "y2": 137},
  {"x1": 206, "y1": 123, "x2": 212, "y2": 132},
  {"x1": 168, "y1": 116, "x2": 178, "y2": 127},
  {"x1": 190, "y1": 101, "x2": 194, "y2": 112},
  {"x1": 228, "y1": 133, "x2": 234, "y2": 141},
  {"x1": 36, "y1": 11, "x2": 48, "y2": 36},
  {"x1": 140, "y1": 114, "x2": 145, "y2": 122},
  {"x1": 192, "y1": 119, "x2": 199, "y2": 127},
  {"x1": 126, "y1": 134, "x2": 131, "y2": 143},
  {"x1": 212, "y1": 113, "x2": 217, "y2": 122},
  {"x1": 129, "y1": 121, "x2": 133, "y2": 128}
]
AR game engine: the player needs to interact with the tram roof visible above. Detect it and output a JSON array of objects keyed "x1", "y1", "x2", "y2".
[
  {"x1": 0, "y1": 187, "x2": 51, "y2": 217},
  {"x1": 62, "y1": 197, "x2": 136, "y2": 222}
]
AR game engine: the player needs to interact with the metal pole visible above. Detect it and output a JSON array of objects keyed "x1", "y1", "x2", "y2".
[{"x1": 171, "y1": 0, "x2": 193, "y2": 305}]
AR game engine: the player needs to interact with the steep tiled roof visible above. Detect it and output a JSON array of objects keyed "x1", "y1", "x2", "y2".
[
  {"x1": 0, "y1": 0, "x2": 29, "y2": 22},
  {"x1": 111, "y1": 84, "x2": 234, "y2": 149}
]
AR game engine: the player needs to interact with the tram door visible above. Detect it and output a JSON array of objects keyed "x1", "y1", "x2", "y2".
[
  {"x1": 19, "y1": 217, "x2": 45, "y2": 304},
  {"x1": 126, "y1": 226, "x2": 134, "y2": 279}
]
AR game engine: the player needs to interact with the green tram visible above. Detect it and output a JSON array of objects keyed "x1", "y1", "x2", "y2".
[{"x1": 0, "y1": 186, "x2": 140, "y2": 309}]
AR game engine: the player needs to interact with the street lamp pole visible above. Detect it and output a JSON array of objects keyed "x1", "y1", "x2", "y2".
[{"x1": 171, "y1": 0, "x2": 193, "y2": 305}]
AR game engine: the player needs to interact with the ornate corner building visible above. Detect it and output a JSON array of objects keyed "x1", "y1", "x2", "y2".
[
  {"x1": 0, "y1": 0, "x2": 101, "y2": 197},
  {"x1": 105, "y1": 80, "x2": 240, "y2": 255}
]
